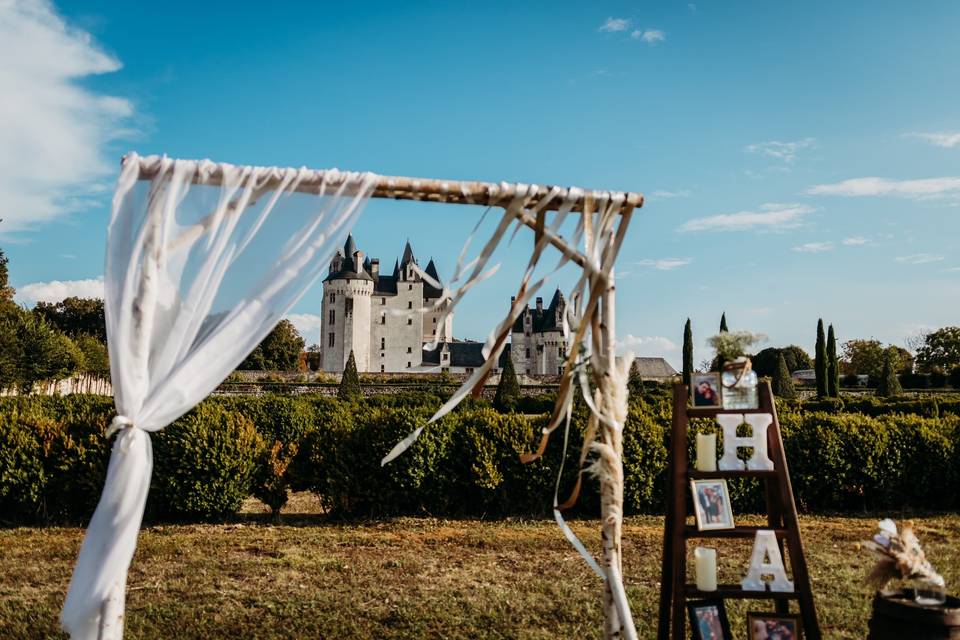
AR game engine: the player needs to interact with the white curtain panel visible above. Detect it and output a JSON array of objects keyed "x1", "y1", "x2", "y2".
[{"x1": 61, "y1": 153, "x2": 375, "y2": 638}]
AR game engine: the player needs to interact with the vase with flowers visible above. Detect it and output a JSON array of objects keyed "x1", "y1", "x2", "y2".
[{"x1": 707, "y1": 330, "x2": 766, "y2": 410}]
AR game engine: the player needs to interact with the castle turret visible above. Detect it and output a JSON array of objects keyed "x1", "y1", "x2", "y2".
[{"x1": 321, "y1": 234, "x2": 373, "y2": 372}]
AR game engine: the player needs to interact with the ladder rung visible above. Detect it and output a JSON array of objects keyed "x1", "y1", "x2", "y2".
[
  {"x1": 685, "y1": 526, "x2": 788, "y2": 539},
  {"x1": 688, "y1": 469, "x2": 778, "y2": 479},
  {"x1": 686, "y1": 406, "x2": 771, "y2": 418},
  {"x1": 685, "y1": 584, "x2": 799, "y2": 599}
]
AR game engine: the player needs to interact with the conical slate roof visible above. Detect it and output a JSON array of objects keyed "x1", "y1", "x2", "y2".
[{"x1": 400, "y1": 240, "x2": 416, "y2": 267}]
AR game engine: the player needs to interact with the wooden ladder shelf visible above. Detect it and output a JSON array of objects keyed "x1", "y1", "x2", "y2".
[{"x1": 656, "y1": 380, "x2": 822, "y2": 639}]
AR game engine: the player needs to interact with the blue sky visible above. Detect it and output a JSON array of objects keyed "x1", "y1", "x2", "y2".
[{"x1": 2, "y1": 0, "x2": 958, "y2": 368}]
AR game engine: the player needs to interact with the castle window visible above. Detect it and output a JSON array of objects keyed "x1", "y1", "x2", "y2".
[
  {"x1": 432, "y1": 317, "x2": 437, "y2": 324},
  {"x1": 558, "y1": 347, "x2": 564, "y2": 357},
  {"x1": 381, "y1": 314, "x2": 386, "y2": 325},
  {"x1": 465, "y1": 367, "x2": 474, "y2": 374},
  {"x1": 441, "y1": 367, "x2": 449, "y2": 373},
  {"x1": 442, "y1": 352, "x2": 448, "y2": 361},
  {"x1": 382, "y1": 297, "x2": 386, "y2": 305},
  {"x1": 381, "y1": 337, "x2": 385, "y2": 349},
  {"x1": 381, "y1": 365, "x2": 385, "y2": 373},
  {"x1": 525, "y1": 348, "x2": 531, "y2": 358},
  {"x1": 329, "y1": 309, "x2": 335, "y2": 325},
  {"x1": 537, "y1": 345, "x2": 544, "y2": 353},
  {"x1": 407, "y1": 347, "x2": 412, "y2": 353},
  {"x1": 345, "y1": 298, "x2": 353, "y2": 314},
  {"x1": 558, "y1": 366, "x2": 563, "y2": 375},
  {"x1": 408, "y1": 301, "x2": 412, "y2": 309},
  {"x1": 408, "y1": 284, "x2": 412, "y2": 291},
  {"x1": 328, "y1": 333, "x2": 335, "y2": 348},
  {"x1": 526, "y1": 368, "x2": 531, "y2": 375},
  {"x1": 329, "y1": 293, "x2": 335, "y2": 303},
  {"x1": 407, "y1": 318, "x2": 412, "y2": 325},
  {"x1": 407, "y1": 361, "x2": 411, "y2": 368}
]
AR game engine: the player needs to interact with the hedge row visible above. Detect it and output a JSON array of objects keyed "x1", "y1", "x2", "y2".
[{"x1": 1, "y1": 392, "x2": 959, "y2": 524}]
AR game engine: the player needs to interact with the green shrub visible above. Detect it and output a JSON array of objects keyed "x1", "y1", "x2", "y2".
[
  {"x1": 151, "y1": 403, "x2": 263, "y2": 521},
  {"x1": 0, "y1": 413, "x2": 45, "y2": 522}
]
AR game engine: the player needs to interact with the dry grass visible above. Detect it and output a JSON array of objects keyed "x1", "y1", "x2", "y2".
[{"x1": 1, "y1": 495, "x2": 958, "y2": 639}]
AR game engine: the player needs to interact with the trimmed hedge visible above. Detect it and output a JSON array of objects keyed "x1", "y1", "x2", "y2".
[{"x1": 2, "y1": 390, "x2": 960, "y2": 524}]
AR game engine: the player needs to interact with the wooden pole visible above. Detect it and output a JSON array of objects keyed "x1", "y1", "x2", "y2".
[{"x1": 124, "y1": 155, "x2": 644, "y2": 214}]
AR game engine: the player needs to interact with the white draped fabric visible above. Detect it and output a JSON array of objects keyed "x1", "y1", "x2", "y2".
[{"x1": 61, "y1": 154, "x2": 375, "y2": 638}]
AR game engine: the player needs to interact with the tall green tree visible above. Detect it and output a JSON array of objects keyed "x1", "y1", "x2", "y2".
[
  {"x1": 915, "y1": 326, "x2": 960, "y2": 374},
  {"x1": 751, "y1": 346, "x2": 813, "y2": 378},
  {"x1": 337, "y1": 351, "x2": 361, "y2": 400},
  {"x1": 815, "y1": 319, "x2": 827, "y2": 398},
  {"x1": 771, "y1": 352, "x2": 797, "y2": 399},
  {"x1": 827, "y1": 324, "x2": 839, "y2": 397},
  {"x1": 841, "y1": 340, "x2": 913, "y2": 378},
  {"x1": 494, "y1": 354, "x2": 521, "y2": 411},
  {"x1": 876, "y1": 351, "x2": 903, "y2": 397},
  {"x1": 627, "y1": 359, "x2": 644, "y2": 396},
  {"x1": 33, "y1": 297, "x2": 106, "y2": 342},
  {"x1": 240, "y1": 319, "x2": 305, "y2": 370},
  {"x1": 1, "y1": 308, "x2": 84, "y2": 392},
  {"x1": 682, "y1": 318, "x2": 693, "y2": 388},
  {"x1": 719, "y1": 312, "x2": 728, "y2": 333},
  {"x1": 0, "y1": 247, "x2": 13, "y2": 302}
]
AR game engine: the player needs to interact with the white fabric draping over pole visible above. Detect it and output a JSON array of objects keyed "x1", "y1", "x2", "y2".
[{"x1": 60, "y1": 154, "x2": 375, "y2": 639}]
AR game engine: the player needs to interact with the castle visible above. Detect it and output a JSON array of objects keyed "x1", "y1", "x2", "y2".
[{"x1": 320, "y1": 235, "x2": 567, "y2": 375}]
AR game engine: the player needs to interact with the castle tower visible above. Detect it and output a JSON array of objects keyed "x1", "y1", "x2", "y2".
[{"x1": 321, "y1": 234, "x2": 374, "y2": 372}]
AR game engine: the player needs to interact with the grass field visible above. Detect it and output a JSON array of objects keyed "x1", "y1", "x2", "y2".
[{"x1": 2, "y1": 494, "x2": 958, "y2": 639}]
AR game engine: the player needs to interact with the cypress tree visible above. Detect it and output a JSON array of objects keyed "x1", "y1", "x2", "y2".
[
  {"x1": 716, "y1": 313, "x2": 730, "y2": 371},
  {"x1": 771, "y1": 351, "x2": 797, "y2": 399},
  {"x1": 815, "y1": 319, "x2": 827, "y2": 398},
  {"x1": 682, "y1": 318, "x2": 694, "y2": 389},
  {"x1": 876, "y1": 351, "x2": 903, "y2": 397},
  {"x1": 628, "y1": 359, "x2": 644, "y2": 395},
  {"x1": 337, "y1": 350, "x2": 361, "y2": 401},
  {"x1": 827, "y1": 324, "x2": 840, "y2": 397},
  {"x1": 494, "y1": 354, "x2": 520, "y2": 411}
]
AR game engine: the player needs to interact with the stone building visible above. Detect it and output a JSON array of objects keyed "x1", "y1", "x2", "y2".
[
  {"x1": 320, "y1": 234, "x2": 576, "y2": 377},
  {"x1": 320, "y1": 235, "x2": 455, "y2": 373},
  {"x1": 509, "y1": 289, "x2": 568, "y2": 376}
]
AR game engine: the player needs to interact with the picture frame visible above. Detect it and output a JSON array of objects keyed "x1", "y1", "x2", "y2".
[
  {"x1": 690, "y1": 478, "x2": 735, "y2": 530},
  {"x1": 691, "y1": 372, "x2": 722, "y2": 408},
  {"x1": 747, "y1": 612, "x2": 802, "y2": 640},
  {"x1": 687, "y1": 598, "x2": 732, "y2": 640}
]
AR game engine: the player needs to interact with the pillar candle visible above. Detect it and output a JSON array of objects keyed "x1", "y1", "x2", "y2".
[
  {"x1": 694, "y1": 547, "x2": 718, "y2": 592},
  {"x1": 695, "y1": 433, "x2": 717, "y2": 472}
]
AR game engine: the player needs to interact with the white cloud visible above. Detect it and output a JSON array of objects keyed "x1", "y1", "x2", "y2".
[
  {"x1": 637, "y1": 257, "x2": 692, "y2": 270},
  {"x1": 905, "y1": 132, "x2": 960, "y2": 148},
  {"x1": 806, "y1": 176, "x2": 960, "y2": 200},
  {"x1": 617, "y1": 334, "x2": 678, "y2": 358},
  {"x1": 678, "y1": 203, "x2": 815, "y2": 233},
  {"x1": 744, "y1": 138, "x2": 816, "y2": 163},
  {"x1": 0, "y1": 0, "x2": 133, "y2": 236},
  {"x1": 895, "y1": 254, "x2": 945, "y2": 265},
  {"x1": 599, "y1": 17, "x2": 630, "y2": 32},
  {"x1": 285, "y1": 313, "x2": 323, "y2": 344},
  {"x1": 651, "y1": 189, "x2": 692, "y2": 199},
  {"x1": 842, "y1": 236, "x2": 869, "y2": 246},
  {"x1": 944, "y1": 266, "x2": 960, "y2": 273},
  {"x1": 792, "y1": 241, "x2": 834, "y2": 253},
  {"x1": 631, "y1": 29, "x2": 665, "y2": 44},
  {"x1": 15, "y1": 276, "x2": 104, "y2": 305}
]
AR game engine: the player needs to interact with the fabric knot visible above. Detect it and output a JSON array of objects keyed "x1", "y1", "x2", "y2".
[{"x1": 106, "y1": 415, "x2": 135, "y2": 439}]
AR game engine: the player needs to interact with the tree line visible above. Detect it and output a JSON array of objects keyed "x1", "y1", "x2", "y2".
[
  {"x1": 680, "y1": 311, "x2": 960, "y2": 398},
  {"x1": 0, "y1": 247, "x2": 308, "y2": 393}
]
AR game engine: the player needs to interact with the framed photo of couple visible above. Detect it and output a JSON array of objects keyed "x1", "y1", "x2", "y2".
[
  {"x1": 691, "y1": 372, "x2": 721, "y2": 408},
  {"x1": 690, "y1": 478, "x2": 734, "y2": 531}
]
